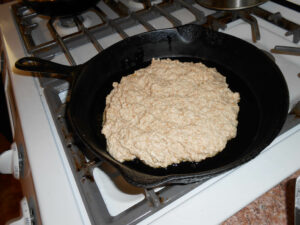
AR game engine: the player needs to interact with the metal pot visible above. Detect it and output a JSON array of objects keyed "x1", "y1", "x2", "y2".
[
  {"x1": 22, "y1": 0, "x2": 101, "y2": 17},
  {"x1": 197, "y1": 0, "x2": 268, "y2": 10}
]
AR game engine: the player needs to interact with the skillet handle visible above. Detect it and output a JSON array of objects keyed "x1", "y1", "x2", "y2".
[{"x1": 15, "y1": 57, "x2": 82, "y2": 78}]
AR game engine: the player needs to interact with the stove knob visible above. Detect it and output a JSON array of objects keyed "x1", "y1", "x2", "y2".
[
  {"x1": 0, "y1": 142, "x2": 21, "y2": 179},
  {"x1": 7, "y1": 197, "x2": 34, "y2": 225}
]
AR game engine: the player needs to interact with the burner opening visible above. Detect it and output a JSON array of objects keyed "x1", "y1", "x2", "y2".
[{"x1": 59, "y1": 15, "x2": 84, "y2": 28}]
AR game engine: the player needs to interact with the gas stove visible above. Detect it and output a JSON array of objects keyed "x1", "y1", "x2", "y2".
[{"x1": 0, "y1": 0, "x2": 300, "y2": 225}]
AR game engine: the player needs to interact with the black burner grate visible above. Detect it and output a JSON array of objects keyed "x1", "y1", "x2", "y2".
[{"x1": 12, "y1": 0, "x2": 300, "y2": 64}]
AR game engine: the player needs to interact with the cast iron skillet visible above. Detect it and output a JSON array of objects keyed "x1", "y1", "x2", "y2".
[
  {"x1": 15, "y1": 24, "x2": 289, "y2": 188},
  {"x1": 23, "y1": 0, "x2": 101, "y2": 17}
]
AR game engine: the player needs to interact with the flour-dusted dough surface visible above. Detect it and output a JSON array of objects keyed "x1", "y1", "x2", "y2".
[{"x1": 102, "y1": 59, "x2": 240, "y2": 168}]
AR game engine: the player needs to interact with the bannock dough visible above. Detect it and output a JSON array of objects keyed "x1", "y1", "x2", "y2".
[{"x1": 102, "y1": 59, "x2": 240, "y2": 168}]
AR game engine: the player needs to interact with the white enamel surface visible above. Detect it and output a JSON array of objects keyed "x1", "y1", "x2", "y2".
[
  {"x1": 93, "y1": 163, "x2": 165, "y2": 216},
  {"x1": 93, "y1": 166, "x2": 145, "y2": 216},
  {"x1": 0, "y1": 1, "x2": 300, "y2": 225}
]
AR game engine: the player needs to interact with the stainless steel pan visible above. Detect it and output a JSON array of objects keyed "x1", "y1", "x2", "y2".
[{"x1": 197, "y1": 0, "x2": 268, "y2": 10}]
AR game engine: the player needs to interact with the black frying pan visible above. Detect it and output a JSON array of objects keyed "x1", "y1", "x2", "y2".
[
  {"x1": 15, "y1": 24, "x2": 289, "y2": 188},
  {"x1": 23, "y1": 0, "x2": 101, "y2": 17}
]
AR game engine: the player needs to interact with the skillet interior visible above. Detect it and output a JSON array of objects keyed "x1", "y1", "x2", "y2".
[{"x1": 67, "y1": 24, "x2": 289, "y2": 187}]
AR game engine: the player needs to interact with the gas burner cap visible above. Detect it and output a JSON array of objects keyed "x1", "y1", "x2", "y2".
[{"x1": 52, "y1": 14, "x2": 93, "y2": 36}]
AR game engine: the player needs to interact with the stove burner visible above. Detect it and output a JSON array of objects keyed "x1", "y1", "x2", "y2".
[
  {"x1": 59, "y1": 15, "x2": 84, "y2": 28},
  {"x1": 204, "y1": 10, "x2": 260, "y2": 42}
]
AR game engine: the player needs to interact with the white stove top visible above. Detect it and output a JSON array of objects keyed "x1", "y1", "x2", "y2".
[{"x1": 0, "y1": 1, "x2": 300, "y2": 225}]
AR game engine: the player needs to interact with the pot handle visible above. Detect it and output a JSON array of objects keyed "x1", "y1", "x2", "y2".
[{"x1": 15, "y1": 57, "x2": 82, "y2": 78}]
